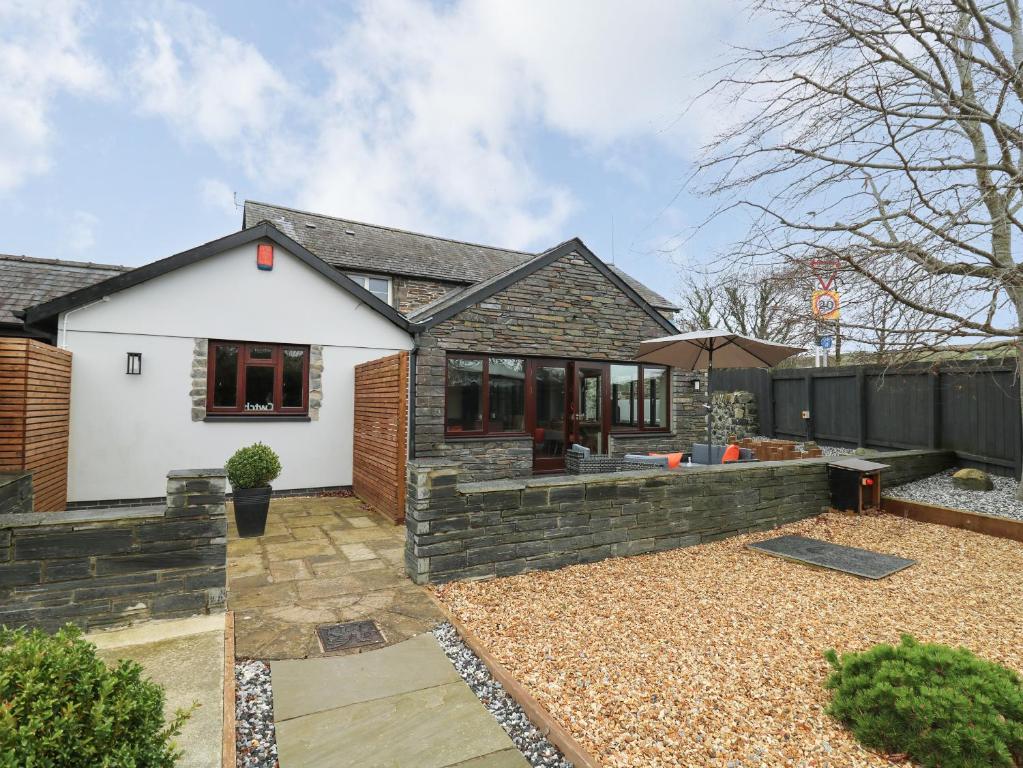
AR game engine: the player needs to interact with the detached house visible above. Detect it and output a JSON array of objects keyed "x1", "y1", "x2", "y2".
[{"x1": 11, "y1": 201, "x2": 700, "y2": 508}]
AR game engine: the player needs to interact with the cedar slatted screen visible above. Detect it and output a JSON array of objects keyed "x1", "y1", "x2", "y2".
[
  {"x1": 0, "y1": 339, "x2": 72, "y2": 511},
  {"x1": 353, "y1": 351, "x2": 409, "y2": 524}
]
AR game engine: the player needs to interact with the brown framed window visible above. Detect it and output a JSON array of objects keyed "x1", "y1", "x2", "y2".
[
  {"x1": 207, "y1": 341, "x2": 310, "y2": 416},
  {"x1": 445, "y1": 355, "x2": 526, "y2": 436},
  {"x1": 610, "y1": 363, "x2": 669, "y2": 432}
]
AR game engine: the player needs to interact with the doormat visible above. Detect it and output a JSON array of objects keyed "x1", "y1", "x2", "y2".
[
  {"x1": 748, "y1": 535, "x2": 916, "y2": 579},
  {"x1": 316, "y1": 620, "x2": 384, "y2": 652}
]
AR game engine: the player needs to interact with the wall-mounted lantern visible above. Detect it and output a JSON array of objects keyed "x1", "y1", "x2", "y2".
[{"x1": 126, "y1": 352, "x2": 142, "y2": 375}]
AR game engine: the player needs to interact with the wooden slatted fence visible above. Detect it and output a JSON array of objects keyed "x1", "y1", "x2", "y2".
[
  {"x1": 353, "y1": 351, "x2": 409, "y2": 524},
  {"x1": 0, "y1": 339, "x2": 72, "y2": 511}
]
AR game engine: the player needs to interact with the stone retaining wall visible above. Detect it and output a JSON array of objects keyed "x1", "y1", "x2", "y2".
[
  {"x1": 405, "y1": 449, "x2": 954, "y2": 584},
  {"x1": 0, "y1": 469, "x2": 227, "y2": 632},
  {"x1": 0, "y1": 472, "x2": 32, "y2": 516}
]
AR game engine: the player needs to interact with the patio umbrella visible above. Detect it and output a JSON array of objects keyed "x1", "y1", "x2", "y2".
[{"x1": 635, "y1": 329, "x2": 805, "y2": 450}]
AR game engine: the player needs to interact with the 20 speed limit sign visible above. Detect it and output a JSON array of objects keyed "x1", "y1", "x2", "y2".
[{"x1": 812, "y1": 290, "x2": 840, "y2": 320}]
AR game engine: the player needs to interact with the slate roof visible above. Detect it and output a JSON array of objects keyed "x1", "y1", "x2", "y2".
[
  {"x1": 0, "y1": 255, "x2": 128, "y2": 329},
  {"x1": 243, "y1": 200, "x2": 678, "y2": 311}
]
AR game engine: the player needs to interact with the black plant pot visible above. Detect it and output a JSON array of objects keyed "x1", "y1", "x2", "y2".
[{"x1": 233, "y1": 485, "x2": 272, "y2": 538}]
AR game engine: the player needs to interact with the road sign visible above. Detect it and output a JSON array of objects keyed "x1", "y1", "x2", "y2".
[
  {"x1": 819, "y1": 336, "x2": 833, "y2": 349},
  {"x1": 812, "y1": 290, "x2": 840, "y2": 320}
]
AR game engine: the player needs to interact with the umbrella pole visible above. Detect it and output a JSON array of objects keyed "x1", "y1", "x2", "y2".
[{"x1": 706, "y1": 344, "x2": 714, "y2": 451}]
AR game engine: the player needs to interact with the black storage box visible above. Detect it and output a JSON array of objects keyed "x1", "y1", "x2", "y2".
[{"x1": 827, "y1": 457, "x2": 889, "y2": 514}]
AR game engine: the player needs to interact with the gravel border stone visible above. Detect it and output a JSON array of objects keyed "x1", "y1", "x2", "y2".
[
  {"x1": 235, "y1": 660, "x2": 279, "y2": 768},
  {"x1": 887, "y1": 468, "x2": 1023, "y2": 521},
  {"x1": 434, "y1": 623, "x2": 573, "y2": 768}
]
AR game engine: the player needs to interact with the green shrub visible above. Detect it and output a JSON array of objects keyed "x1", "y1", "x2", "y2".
[
  {"x1": 225, "y1": 442, "x2": 282, "y2": 489},
  {"x1": 824, "y1": 635, "x2": 1023, "y2": 768},
  {"x1": 0, "y1": 624, "x2": 190, "y2": 768}
]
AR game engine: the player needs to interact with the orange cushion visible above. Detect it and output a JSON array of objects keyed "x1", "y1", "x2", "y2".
[
  {"x1": 648, "y1": 452, "x2": 684, "y2": 469},
  {"x1": 722, "y1": 444, "x2": 741, "y2": 463}
]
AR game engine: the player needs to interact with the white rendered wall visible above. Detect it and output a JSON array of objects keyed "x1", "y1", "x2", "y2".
[{"x1": 62, "y1": 241, "x2": 413, "y2": 502}]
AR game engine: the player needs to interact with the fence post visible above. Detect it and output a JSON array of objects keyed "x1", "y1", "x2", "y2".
[
  {"x1": 764, "y1": 369, "x2": 775, "y2": 438},
  {"x1": 804, "y1": 370, "x2": 814, "y2": 442},
  {"x1": 929, "y1": 370, "x2": 941, "y2": 449},
  {"x1": 856, "y1": 367, "x2": 867, "y2": 448}
]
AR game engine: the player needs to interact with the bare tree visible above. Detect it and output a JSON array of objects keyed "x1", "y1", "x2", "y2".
[
  {"x1": 676, "y1": 266, "x2": 812, "y2": 344},
  {"x1": 694, "y1": 0, "x2": 1023, "y2": 494}
]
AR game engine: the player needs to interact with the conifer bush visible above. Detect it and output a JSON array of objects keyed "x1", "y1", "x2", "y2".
[
  {"x1": 824, "y1": 635, "x2": 1023, "y2": 768},
  {"x1": 0, "y1": 624, "x2": 190, "y2": 767}
]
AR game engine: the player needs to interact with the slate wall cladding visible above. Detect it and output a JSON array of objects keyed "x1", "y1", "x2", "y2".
[
  {"x1": 190, "y1": 339, "x2": 323, "y2": 421},
  {"x1": 404, "y1": 449, "x2": 954, "y2": 584},
  {"x1": 0, "y1": 469, "x2": 227, "y2": 632},
  {"x1": 394, "y1": 276, "x2": 460, "y2": 314},
  {"x1": 711, "y1": 391, "x2": 759, "y2": 442},
  {"x1": 0, "y1": 473, "x2": 32, "y2": 515},
  {"x1": 412, "y1": 251, "x2": 701, "y2": 478}
]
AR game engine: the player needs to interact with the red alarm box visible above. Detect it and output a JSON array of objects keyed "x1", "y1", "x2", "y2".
[{"x1": 257, "y1": 244, "x2": 274, "y2": 271}]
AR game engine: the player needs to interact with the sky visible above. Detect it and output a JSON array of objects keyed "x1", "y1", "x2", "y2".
[{"x1": 0, "y1": 0, "x2": 753, "y2": 304}]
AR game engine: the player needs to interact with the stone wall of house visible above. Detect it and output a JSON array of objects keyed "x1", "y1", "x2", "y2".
[
  {"x1": 404, "y1": 449, "x2": 955, "y2": 583},
  {"x1": 711, "y1": 391, "x2": 759, "y2": 443},
  {"x1": 0, "y1": 473, "x2": 32, "y2": 516},
  {"x1": 412, "y1": 249, "x2": 696, "y2": 477},
  {"x1": 0, "y1": 469, "x2": 227, "y2": 632},
  {"x1": 394, "y1": 276, "x2": 461, "y2": 314}
]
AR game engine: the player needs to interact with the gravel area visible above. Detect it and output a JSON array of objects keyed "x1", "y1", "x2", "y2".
[
  {"x1": 434, "y1": 623, "x2": 572, "y2": 768},
  {"x1": 438, "y1": 513, "x2": 1023, "y2": 768},
  {"x1": 235, "y1": 660, "x2": 279, "y2": 768},
  {"x1": 887, "y1": 468, "x2": 1023, "y2": 521}
]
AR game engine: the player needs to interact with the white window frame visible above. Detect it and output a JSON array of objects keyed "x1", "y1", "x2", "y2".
[{"x1": 346, "y1": 273, "x2": 393, "y2": 306}]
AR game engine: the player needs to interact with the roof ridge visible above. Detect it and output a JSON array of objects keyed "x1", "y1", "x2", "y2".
[
  {"x1": 0, "y1": 253, "x2": 129, "y2": 271},
  {"x1": 244, "y1": 199, "x2": 536, "y2": 258}
]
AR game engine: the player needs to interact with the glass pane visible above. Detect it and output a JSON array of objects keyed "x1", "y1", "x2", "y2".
[
  {"x1": 488, "y1": 357, "x2": 524, "y2": 432},
  {"x1": 244, "y1": 366, "x2": 275, "y2": 411},
  {"x1": 347, "y1": 274, "x2": 368, "y2": 288},
  {"x1": 645, "y1": 367, "x2": 668, "y2": 428},
  {"x1": 577, "y1": 369, "x2": 603, "y2": 453},
  {"x1": 282, "y1": 349, "x2": 306, "y2": 408},
  {"x1": 446, "y1": 358, "x2": 483, "y2": 431},
  {"x1": 534, "y1": 366, "x2": 566, "y2": 457},
  {"x1": 610, "y1": 364, "x2": 640, "y2": 427},
  {"x1": 249, "y1": 345, "x2": 273, "y2": 360},
  {"x1": 212, "y1": 345, "x2": 239, "y2": 407},
  {"x1": 367, "y1": 278, "x2": 390, "y2": 302}
]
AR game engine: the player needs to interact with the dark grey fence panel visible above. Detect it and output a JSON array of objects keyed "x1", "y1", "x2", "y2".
[
  {"x1": 711, "y1": 362, "x2": 1020, "y2": 477},
  {"x1": 772, "y1": 376, "x2": 806, "y2": 438},
  {"x1": 812, "y1": 373, "x2": 858, "y2": 444},
  {"x1": 865, "y1": 372, "x2": 932, "y2": 449}
]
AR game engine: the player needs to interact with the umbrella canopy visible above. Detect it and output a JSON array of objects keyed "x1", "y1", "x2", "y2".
[
  {"x1": 636, "y1": 329, "x2": 806, "y2": 370},
  {"x1": 636, "y1": 329, "x2": 806, "y2": 452}
]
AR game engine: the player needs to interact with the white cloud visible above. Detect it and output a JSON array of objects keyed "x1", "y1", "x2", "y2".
[
  {"x1": 66, "y1": 210, "x2": 98, "y2": 253},
  {"x1": 0, "y1": 0, "x2": 109, "y2": 192},
  {"x1": 199, "y1": 178, "x2": 238, "y2": 217},
  {"x1": 128, "y1": 2, "x2": 291, "y2": 161},
  {"x1": 127, "y1": 0, "x2": 745, "y2": 249}
]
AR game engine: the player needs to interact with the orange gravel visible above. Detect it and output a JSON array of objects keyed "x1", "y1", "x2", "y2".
[{"x1": 436, "y1": 513, "x2": 1023, "y2": 767}]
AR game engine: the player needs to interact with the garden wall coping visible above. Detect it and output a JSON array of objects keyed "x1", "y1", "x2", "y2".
[{"x1": 1, "y1": 505, "x2": 165, "y2": 529}]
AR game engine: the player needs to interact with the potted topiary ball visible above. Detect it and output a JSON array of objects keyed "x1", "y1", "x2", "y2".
[{"x1": 225, "y1": 442, "x2": 281, "y2": 537}]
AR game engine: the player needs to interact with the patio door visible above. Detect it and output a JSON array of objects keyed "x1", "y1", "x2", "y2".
[
  {"x1": 528, "y1": 360, "x2": 569, "y2": 473},
  {"x1": 528, "y1": 360, "x2": 609, "y2": 473},
  {"x1": 573, "y1": 365, "x2": 607, "y2": 455}
]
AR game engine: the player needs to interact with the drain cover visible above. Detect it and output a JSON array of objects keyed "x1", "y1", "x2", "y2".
[{"x1": 316, "y1": 620, "x2": 384, "y2": 652}]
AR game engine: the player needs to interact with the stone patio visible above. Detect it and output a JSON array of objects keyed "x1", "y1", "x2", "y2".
[{"x1": 227, "y1": 496, "x2": 443, "y2": 660}]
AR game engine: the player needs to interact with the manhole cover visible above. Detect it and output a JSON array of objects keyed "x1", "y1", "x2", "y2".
[{"x1": 316, "y1": 620, "x2": 384, "y2": 652}]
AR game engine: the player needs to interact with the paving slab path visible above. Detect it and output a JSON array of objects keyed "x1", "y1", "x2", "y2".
[
  {"x1": 228, "y1": 496, "x2": 443, "y2": 659},
  {"x1": 271, "y1": 632, "x2": 529, "y2": 768}
]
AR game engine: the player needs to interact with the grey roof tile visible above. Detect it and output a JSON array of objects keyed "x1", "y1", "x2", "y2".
[
  {"x1": 0, "y1": 255, "x2": 128, "y2": 328},
  {"x1": 243, "y1": 200, "x2": 678, "y2": 311}
]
